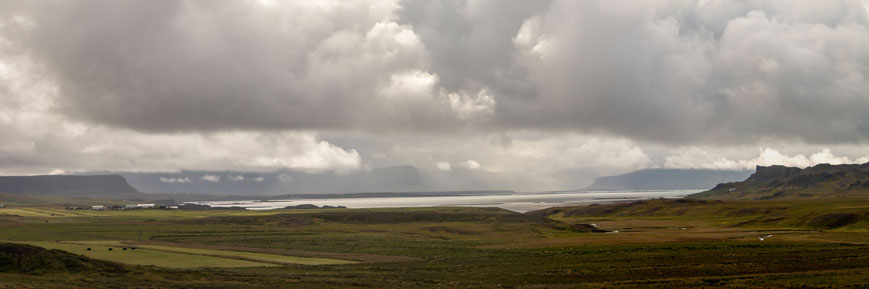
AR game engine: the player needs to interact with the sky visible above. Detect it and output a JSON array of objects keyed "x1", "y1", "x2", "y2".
[{"x1": 1, "y1": 0, "x2": 869, "y2": 191}]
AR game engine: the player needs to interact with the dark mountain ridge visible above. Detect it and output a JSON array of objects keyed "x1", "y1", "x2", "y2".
[
  {"x1": 689, "y1": 162, "x2": 869, "y2": 200},
  {"x1": 0, "y1": 175, "x2": 140, "y2": 198}
]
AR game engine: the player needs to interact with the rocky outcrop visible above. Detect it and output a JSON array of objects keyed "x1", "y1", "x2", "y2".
[
  {"x1": 746, "y1": 165, "x2": 802, "y2": 183},
  {"x1": 691, "y1": 163, "x2": 869, "y2": 200}
]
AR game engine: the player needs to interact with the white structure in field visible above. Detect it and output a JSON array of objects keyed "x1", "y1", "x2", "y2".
[
  {"x1": 137, "y1": 204, "x2": 155, "y2": 209},
  {"x1": 92, "y1": 205, "x2": 105, "y2": 210}
]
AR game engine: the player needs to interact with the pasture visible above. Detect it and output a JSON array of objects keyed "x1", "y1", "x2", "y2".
[
  {"x1": 0, "y1": 204, "x2": 868, "y2": 288},
  {"x1": 10, "y1": 241, "x2": 275, "y2": 268}
]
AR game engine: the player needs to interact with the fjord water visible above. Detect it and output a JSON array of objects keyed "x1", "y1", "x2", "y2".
[{"x1": 197, "y1": 190, "x2": 698, "y2": 213}]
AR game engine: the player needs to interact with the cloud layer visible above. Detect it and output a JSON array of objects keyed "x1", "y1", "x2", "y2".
[
  {"x1": 2, "y1": 1, "x2": 869, "y2": 190},
  {"x1": 3, "y1": 0, "x2": 868, "y2": 143}
]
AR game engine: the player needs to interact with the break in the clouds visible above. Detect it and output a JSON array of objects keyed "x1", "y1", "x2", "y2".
[{"x1": 2, "y1": 0, "x2": 869, "y2": 190}]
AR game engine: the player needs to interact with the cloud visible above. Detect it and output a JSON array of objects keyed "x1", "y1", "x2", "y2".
[
  {"x1": 2, "y1": 0, "x2": 869, "y2": 192},
  {"x1": 159, "y1": 177, "x2": 191, "y2": 183},
  {"x1": 3, "y1": 0, "x2": 471, "y2": 134},
  {"x1": 460, "y1": 160, "x2": 481, "y2": 170},
  {"x1": 201, "y1": 175, "x2": 220, "y2": 182},
  {"x1": 228, "y1": 175, "x2": 245, "y2": 182},
  {"x1": 664, "y1": 147, "x2": 869, "y2": 170},
  {"x1": 556, "y1": 138, "x2": 651, "y2": 173},
  {"x1": 253, "y1": 176, "x2": 266, "y2": 182},
  {"x1": 810, "y1": 149, "x2": 869, "y2": 165},
  {"x1": 440, "y1": 89, "x2": 496, "y2": 120},
  {"x1": 435, "y1": 161, "x2": 452, "y2": 171},
  {"x1": 2, "y1": 0, "x2": 866, "y2": 144},
  {"x1": 277, "y1": 174, "x2": 293, "y2": 182}
]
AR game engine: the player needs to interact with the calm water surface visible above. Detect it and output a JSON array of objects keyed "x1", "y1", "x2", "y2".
[{"x1": 196, "y1": 190, "x2": 699, "y2": 213}]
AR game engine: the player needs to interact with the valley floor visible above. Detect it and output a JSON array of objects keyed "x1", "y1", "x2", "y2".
[{"x1": 1, "y1": 201, "x2": 868, "y2": 288}]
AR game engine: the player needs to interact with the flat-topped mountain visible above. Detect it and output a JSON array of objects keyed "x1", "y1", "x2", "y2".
[
  {"x1": 585, "y1": 169, "x2": 752, "y2": 190},
  {"x1": 0, "y1": 175, "x2": 140, "y2": 197},
  {"x1": 689, "y1": 163, "x2": 869, "y2": 200}
]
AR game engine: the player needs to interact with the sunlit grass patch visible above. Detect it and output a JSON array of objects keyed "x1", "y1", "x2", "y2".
[
  {"x1": 9, "y1": 240, "x2": 276, "y2": 268},
  {"x1": 74, "y1": 240, "x2": 356, "y2": 265}
]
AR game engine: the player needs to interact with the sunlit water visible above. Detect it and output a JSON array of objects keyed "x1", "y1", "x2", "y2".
[{"x1": 195, "y1": 190, "x2": 699, "y2": 213}]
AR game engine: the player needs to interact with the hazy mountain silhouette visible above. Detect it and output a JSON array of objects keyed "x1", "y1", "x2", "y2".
[
  {"x1": 585, "y1": 169, "x2": 753, "y2": 190},
  {"x1": 109, "y1": 166, "x2": 523, "y2": 195}
]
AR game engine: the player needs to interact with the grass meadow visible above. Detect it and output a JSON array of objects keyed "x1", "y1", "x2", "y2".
[{"x1": 1, "y1": 203, "x2": 868, "y2": 288}]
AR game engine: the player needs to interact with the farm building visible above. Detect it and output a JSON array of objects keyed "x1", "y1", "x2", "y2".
[
  {"x1": 137, "y1": 203, "x2": 155, "y2": 209},
  {"x1": 91, "y1": 205, "x2": 105, "y2": 210}
]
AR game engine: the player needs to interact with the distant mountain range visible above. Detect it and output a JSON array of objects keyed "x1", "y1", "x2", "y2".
[
  {"x1": 0, "y1": 170, "x2": 519, "y2": 204},
  {"x1": 0, "y1": 167, "x2": 757, "y2": 200},
  {"x1": 585, "y1": 169, "x2": 753, "y2": 190},
  {"x1": 0, "y1": 175, "x2": 140, "y2": 198},
  {"x1": 690, "y1": 163, "x2": 869, "y2": 200},
  {"x1": 92, "y1": 166, "x2": 535, "y2": 196}
]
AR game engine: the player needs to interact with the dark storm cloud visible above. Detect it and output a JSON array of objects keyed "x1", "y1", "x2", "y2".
[
  {"x1": 10, "y1": 0, "x2": 462, "y2": 132},
  {"x1": 4, "y1": 0, "x2": 869, "y2": 144}
]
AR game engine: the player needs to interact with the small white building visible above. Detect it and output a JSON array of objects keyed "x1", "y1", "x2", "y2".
[
  {"x1": 168, "y1": 205, "x2": 179, "y2": 209},
  {"x1": 92, "y1": 205, "x2": 105, "y2": 210},
  {"x1": 125, "y1": 204, "x2": 138, "y2": 209},
  {"x1": 137, "y1": 204, "x2": 155, "y2": 209}
]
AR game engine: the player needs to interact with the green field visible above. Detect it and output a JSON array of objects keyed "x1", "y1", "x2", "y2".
[
  {"x1": 0, "y1": 206, "x2": 307, "y2": 218},
  {"x1": 1, "y1": 203, "x2": 868, "y2": 288},
  {"x1": 8, "y1": 241, "x2": 275, "y2": 268}
]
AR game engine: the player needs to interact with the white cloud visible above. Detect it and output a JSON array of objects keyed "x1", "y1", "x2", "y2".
[
  {"x1": 381, "y1": 70, "x2": 437, "y2": 101},
  {"x1": 228, "y1": 174, "x2": 245, "y2": 181},
  {"x1": 557, "y1": 139, "x2": 651, "y2": 173},
  {"x1": 253, "y1": 176, "x2": 266, "y2": 182},
  {"x1": 461, "y1": 160, "x2": 481, "y2": 170},
  {"x1": 810, "y1": 149, "x2": 869, "y2": 165},
  {"x1": 160, "y1": 177, "x2": 191, "y2": 183},
  {"x1": 440, "y1": 88, "x2": 496, "y2": 120},
  {"x1": 665, "y1": 147, "x2": 869, "y2": 170},
  {"x1": 244, "y1": 136, "x2": 361, "y2": 174},
  {"x1": 435, "y1": 161, "x2": 452, "y2": 171},
  {"x1": 201, "y1": 175, "x2": 220, "y2": 182}
]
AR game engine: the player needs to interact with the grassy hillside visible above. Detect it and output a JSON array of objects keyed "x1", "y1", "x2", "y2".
[
  {"x1": 533, "y1": 198, "x2": 869, "y2": 230},
  {"x1": 690, "y1": 163, "x2": 869, "y2": 200},
  {"x1": 0, "y1": 243, "x2": 128, "y2": 275}
]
